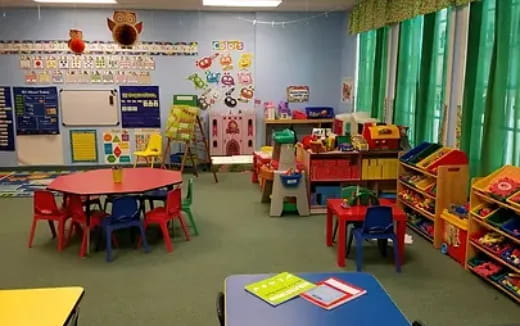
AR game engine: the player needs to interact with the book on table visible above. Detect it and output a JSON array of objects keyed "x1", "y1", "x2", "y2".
[
  {"x1": 244, "y1": 272, "x2": 316, "y2": 306},
  {"x1": 300, "y1": 277, "x2": 367, "y2": 310}
]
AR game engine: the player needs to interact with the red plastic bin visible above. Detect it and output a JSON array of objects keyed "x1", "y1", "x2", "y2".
[{"x1": 440, "y1": 211, "x2": 468, "y2": 266}]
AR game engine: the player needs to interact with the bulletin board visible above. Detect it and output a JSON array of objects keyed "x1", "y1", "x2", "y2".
[
  {"x1": 60, "y1": 89, "x2": 119, "y2": 126},
  {"x1": 120, "y1": 86, "x2": 161, "y2": 128},
  {"x1": 14, "y1": 87, "x2": 59, "y2": 135},
  {"x1": 0, "y1": 87, "x2": 15, "y2": 151},
  {"x1": 16, "y1": 134, "x2": 64, "y2": 165},
  {"x1": 70, "y1": 129, "x2": 98, "y2": 163}
]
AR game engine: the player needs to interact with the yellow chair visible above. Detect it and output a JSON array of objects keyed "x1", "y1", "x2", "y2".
[{"x1": 133, "y1": 133, "x2": 163, "y2": 168}]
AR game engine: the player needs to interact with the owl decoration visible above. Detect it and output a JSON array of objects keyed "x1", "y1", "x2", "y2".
[
  {"x1": 68, "y1": 29, "x2": 85, "y2": 54},
  {"x1": 107, "y1": 10, "x2": 143, "y2": 47}
]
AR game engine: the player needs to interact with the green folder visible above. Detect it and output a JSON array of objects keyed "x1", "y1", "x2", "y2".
[{"x1": 244, "y1": 272, "x2": 316, "y2": 306}]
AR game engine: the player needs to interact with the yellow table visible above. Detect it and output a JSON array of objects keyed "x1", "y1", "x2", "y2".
[{"x1": 0, "y1": 287, "x2": 84, "y2": 326}]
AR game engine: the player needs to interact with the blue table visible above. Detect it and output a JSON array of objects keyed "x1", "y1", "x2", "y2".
[{"x1": 225, "y1": 272, "x2": 410, "y2": 326}]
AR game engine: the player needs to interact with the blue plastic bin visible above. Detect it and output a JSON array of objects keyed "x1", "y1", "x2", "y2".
[
  {"x1": 500, "y1": 218, "x2": 520, "y2": 239},
  {"x1": 305, "y1": 107, "x2": 334, "y2": 119},
  {"x1": 280, "y1": 173, "x2": 302, "y2": 188}
]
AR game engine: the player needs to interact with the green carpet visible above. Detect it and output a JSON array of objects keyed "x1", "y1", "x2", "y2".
[{"x1": 1, "y1": 172, "x2": 519, "y2": 325}]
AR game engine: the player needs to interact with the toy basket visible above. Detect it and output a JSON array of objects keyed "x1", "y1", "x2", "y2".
[
  {"x1": 486, "y1": 209, "x2": 513, "y2": 228},
  {"x1": 500, "y1": 218, "x2": 520, "y2": 239},
  {"x1": 506, "y1": 191, "x2": 520, "y2": 210},
  {"x1": 399, "y1": 142, "x2": 432, "y2": 163},
  {"x1": 472, "y1": 165, "x2": 520, "y2": 195},
  {"x1": 292, "y1": 110, "x2": 307, "y2": 119},
  {"x1": 280, "y1": 173, "x2": 302, "y2": 188},
  {"x1": 305, "y1": 107, "x2": 334, "y2": 119}
]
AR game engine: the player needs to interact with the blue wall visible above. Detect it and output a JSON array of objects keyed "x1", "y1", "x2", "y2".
[{"x1": 0, "y1": 8, "x2": 355, "y2": 166}]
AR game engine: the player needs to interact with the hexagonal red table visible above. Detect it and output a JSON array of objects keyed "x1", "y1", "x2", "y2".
[{"x1": 47, "y1": 168, "x2": 182, "y2": 196}]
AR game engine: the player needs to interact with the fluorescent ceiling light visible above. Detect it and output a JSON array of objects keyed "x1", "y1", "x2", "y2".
[
  {"x1": 203, "y1": 0, "x2": 282, "y2": 7},
  {"x1": 34, "y1": 0, "x2": 117, "y2": 4}
]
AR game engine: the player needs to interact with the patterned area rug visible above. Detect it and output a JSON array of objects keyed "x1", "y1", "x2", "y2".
[{"x1": 0, "y1": 171, "x2": 78, "y2": 198}]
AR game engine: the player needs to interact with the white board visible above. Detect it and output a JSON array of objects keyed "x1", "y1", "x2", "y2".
[
  {"x1": 60, "y1": 89, "x2": 119, "y2": 126},
  {"x1": 16, "y1": 135, "x2": 64, "y2": 165}
]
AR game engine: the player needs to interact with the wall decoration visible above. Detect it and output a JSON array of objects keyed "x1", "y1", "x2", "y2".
[
  {"x1": 205, "y1": 71, "x2": 221, "y2": 84},
  {"x1": 135, "y1": 128, "x2": 161, "y2": 151},
  {"x1": 61, "y1": 89, "x2": 118, "y2": 126},
  {"x1": 238, "y1": 53, "x2": 253, "y2": 70},
  {"x1": 224, "y1": 88, "x2": 238, "y2": 108},
  {"x1": 102, "y1": 129, "x2": 131, "y2": 164},
  {"x1": 16, "y1": 134, "x2": 64, "y2": 165},
  {"x1": 221, "y1": 72, "x2": 235, "y2": 86},
  {"x1": 211, "y1": 40, "x2": 244, "y2": 52},
  {"x1": 237, "y1": 71, "x2": 253, "y2": 85},
  {"x1": 20, "y1": 56, "x2": 31, "y2": 69},
  {"x1": 68, "y1": 29, "x2": 86, "y2": 54},
  {"x1": 286, "y1": 85, "x2": 310, "y2": 103},
  {"x1": 24, "y1": 71, "x2": 37, "y2": 84},
  {"x1": 219, "y1": 53, "x2": 233, "y2": 71},
  {"x1": 238, "y1": 86, "x2": 255, "y2": 103},
  {"x1": 0, "y1": 40, "x2": 198, "y2": 56},
  {"x1": 341, "y1": 77, "x2": 353, "y2": 103},
  {"x1": 70, "y1": 129, "x2": 98, "y2": 162},
  {"x1": 196, "y1": 53, "x2": 219, "y2": 70},
  {"x1": 46, "y1": 56, "x2": 58, "y2": 69},
  {"x1": 0, "y1": 87, "x2": 15, "y2": 151},
  {"x1": 187, "y1": 73, "x2": 208, "y2": 90},
  {"x1": 165, "y1": 105, "x2": 199, "y2": 141},
  {"x1": 107, "y1": 10, "x2": 143, "y2": 47},
  {"x1": 120, "y1": 86, "x2": 160, "y2": 128},
  {"x1": 13, "y1": 87, "x2": 59, "y2": 135}
]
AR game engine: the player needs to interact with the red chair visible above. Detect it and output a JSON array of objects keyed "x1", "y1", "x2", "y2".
[
  {"x1": 66, "y1": 195, "x2": 110, "y2": 257},
  {"x1": 143, "y1": 189, "x2": 190, "y2": 252},
  {"x1": 28, "y1": 190, "x2": 70, "y2": 251}
]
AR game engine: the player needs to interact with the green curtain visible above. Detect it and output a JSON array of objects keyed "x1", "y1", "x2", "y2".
[
  {"x1": 393, "y1": 16, "x2": 424, "y2": 144},
  {"x1": 416, "y1": 8, "x2": 451, "y2": 143},
  {"x1": 371, "y1": 27, "x2": 389, "y2": 121},
  {"x1": 349, "y1": 0, "x2": 476, "y2": 34},
  {"x1": 356, "y1": 30, "x2": 377, "y2": 113},
  {"x1": 461, "y1": 0, "x2": 520, "y2": 177}
]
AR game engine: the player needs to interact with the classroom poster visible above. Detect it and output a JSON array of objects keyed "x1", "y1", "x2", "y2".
[
  {"x1": 0, "y1": 87, "x2": 15, "y2": 151},
  {"x1": 13, "y1": 86, "x2": 59, "y2": 135},
  {"x1": 120, "y1": 86, "x2": 161, "y2": 128},
  {"x1": 341, "y1": 77, "x2": 353, "y2": 103},
  {"x1": 286, "y1": 85, "x2": 309, "y2": 103},
  {"x1": 135, "y1": 128, "x2": 161, "y2": 151},
  {"x1": 70, "y1": 129, "x2": 98, "y2": 163},
  {"x1": 102, "y1": 129, "x2": 131, "y2": 164}
]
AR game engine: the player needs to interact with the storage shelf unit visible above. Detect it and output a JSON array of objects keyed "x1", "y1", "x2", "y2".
[
  {"x1": 466, "y1": 165, "x2": 520, "y2": 303},
  {"x1": 397, "y1": 143, "x2": 469, "y2": 249},
  {"x1": 298, "y1": 147, "x2": 400, "y2": 214}
]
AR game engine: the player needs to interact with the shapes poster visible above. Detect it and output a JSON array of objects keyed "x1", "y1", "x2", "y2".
[
  {"x1": 13, "y1": 87, "x2": 59, "y2": 135},
  {"x1": 120, "y1": 86, "x2": 161, "y2": 128},
  {"x1": 0, "y1": 87, "x2": 15, "y2": 151},
  {"x1": 103, "y1": 129, "x2": 131, "y2": 164},
  {"x1": 70, "y1": 129, "x2": 98, "y2": 163},
  {"x1": 135, "y1": 128, "x2": 161, "y2": 151}
]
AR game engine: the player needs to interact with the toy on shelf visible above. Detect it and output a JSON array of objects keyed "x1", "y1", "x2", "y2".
[
  {"x1": 305, "y1": 106, "x2": 334, "y2": 119},
  {"x1": 278, "y1": 101, "x2": 291, "y2": 120},
  {"x1": 500, "y1": 218, "x2": 520, "y2": 239},
  {"x1": 508, "y1": 192, "x2": 520, "y2": 207},
  {"x1": 209, "y1": 107, "x2": 255, "y2": 156},
  {"x1": 292, "y1": 110, "x2": 306, "y2": 120},
  {"x1": 448, "y1": 203, "x2": 469, "y2": 220},
  {"x1": 473, "y1": 261, "x2": 503, "y2": 278},
  {"x1": 333, "y1": 112, "x2": 377, "y2": 136},
  {"x1": 499, "y1": 274, "x2": 520, "y2": 298},
  {"x1": 488, "y1": 177, "x2": 520, "y2": 201},
  {"x1": 264, "y1": 101, "x2": 276, "y2": 120},
  {"x1": 473, "y1": 204, "x2": 497, "y2": 220},
  {"x1": 501, "y1": 248, "x2": 520, "y2": 268},
  {"x1": 474, "y1": 232, "x2": 511, "y2": 255},
  {"x1": 362, "y1": 123, "x2": 401, "y2": 150},
  {"x1": 351, "y1": 135, "x2": 368, "y2": 151},
  {"x1": 407, "y1": 210, "x2": 434, "y2": 239},
  {"x1": 399, "y1": 190, "x2": 435, "y2": 214},
  {"x1": 270, "y1": 129, "x2": 309, "y2": 217}
]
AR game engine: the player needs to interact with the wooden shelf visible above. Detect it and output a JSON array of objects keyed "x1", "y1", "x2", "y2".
[
  {"x1": 468, "y1": 265, "x2": 520, "y2": 303},
  {"x1": 407, "y1": 222, "x2": 434, "y2": 242},
  {"x1": 400, "y1": 162, "x2": 437, "y2": 179},
  {"x1": 473, "y1": 189, "x2": 520, "y2": 215},
  {"x1": 472, "y1": 216, "x2": 520, "y2": 246},
  {"x1": 400, "y1": 199, "x2": 435, "y2": 221},
  {"x1": 398, "y1": 180, "x2": 436, "y2": 200},
  {"x1": 470, "y1": 241, "x2": 520, "y2": 274},
  {"x1": 264, "y1": 119, "x2": 334, "y2": 125}
]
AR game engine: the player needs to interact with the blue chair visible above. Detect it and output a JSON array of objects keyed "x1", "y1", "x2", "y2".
[
  {"x1": 347, "y1": 206, "x2": 401, "y2": 272},
  {"x1": 102, "y1": 196, "x2": 150, "y2": 262}
]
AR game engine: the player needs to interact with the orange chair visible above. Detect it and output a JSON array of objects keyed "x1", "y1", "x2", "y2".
[
  {"x1": 66, "y1": 195, "x2": 110, "y2": 257},
  {"x1": 28, "y1": 190, "x2": 70, "y2": 251},
  {"x1": 143, "y1": 189, "x2": 190, "y2": 252}
]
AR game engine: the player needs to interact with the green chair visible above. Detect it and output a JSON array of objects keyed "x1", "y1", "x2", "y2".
[{"x1": 182, "y1": 178, "x2": 199, "y2": 236}]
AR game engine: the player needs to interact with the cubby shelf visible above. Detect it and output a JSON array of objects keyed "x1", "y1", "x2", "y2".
[
  {"x1": 466, "y1": 165, "x2": 520, "y2": 304},
  {"x1": 397, "y1": 162, "x2": 468, "y2": 248}
]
